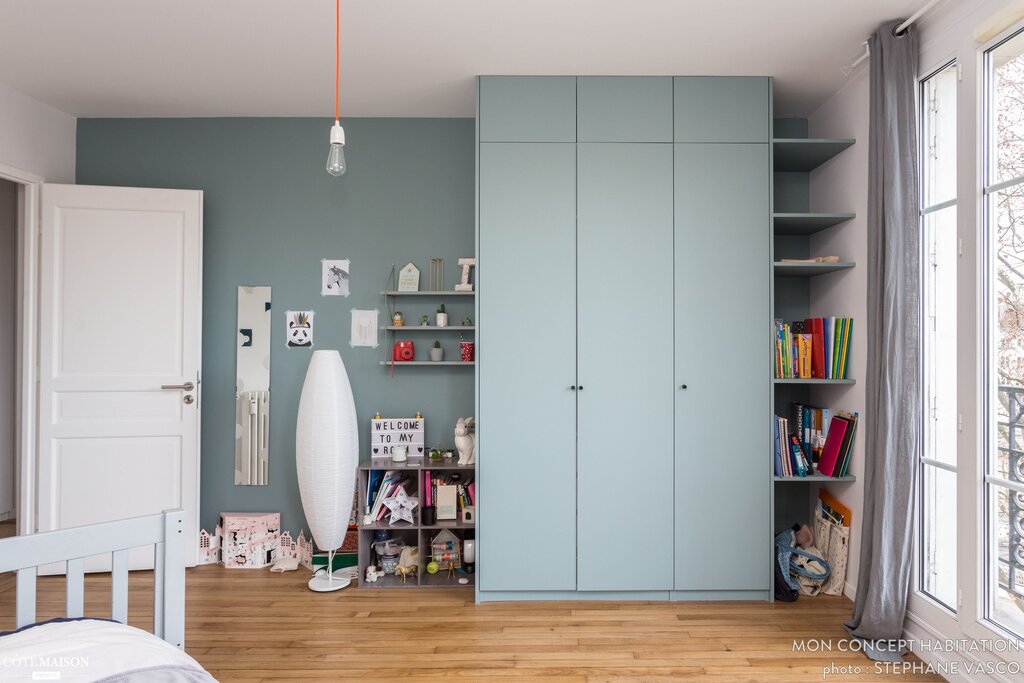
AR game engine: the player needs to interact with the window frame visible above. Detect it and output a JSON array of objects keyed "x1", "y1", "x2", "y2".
[{"x1": 917, "y1": 57, "x2": 960, "y2": 615}]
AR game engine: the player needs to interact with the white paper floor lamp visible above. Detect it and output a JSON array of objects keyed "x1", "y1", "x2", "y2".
[{"x1": 296, "y1": 350, "x2": 358, "y2": 592}]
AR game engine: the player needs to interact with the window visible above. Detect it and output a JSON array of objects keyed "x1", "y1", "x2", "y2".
[
  {"x1": 919, "y1": 61, "x2": 958, "y2": 611},
  {"x1": 986, "y1": 28, "x2": 1024, "y2": 640}
]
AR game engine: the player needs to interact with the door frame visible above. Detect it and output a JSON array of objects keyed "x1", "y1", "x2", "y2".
[{"x1": 0, "y1": 162, "x2": 43, "y2": 536}]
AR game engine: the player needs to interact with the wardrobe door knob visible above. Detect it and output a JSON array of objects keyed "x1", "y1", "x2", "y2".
[
  {"x1": 578, "y1": 386, "x2": 584, "y2": 391},
  {"x1": 569, "y1": 385, "x2": 577, "y2": 391},
  {"x1": 680, "y1": 384, "x2": 688, "y2": 390}
]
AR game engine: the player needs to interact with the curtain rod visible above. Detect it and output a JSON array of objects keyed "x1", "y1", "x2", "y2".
[{"x1": 840, "y1": 0, "x2": 944, "y2": 75}]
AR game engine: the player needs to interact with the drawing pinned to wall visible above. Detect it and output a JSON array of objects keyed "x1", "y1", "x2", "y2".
[
  {"x1": 321, "y1": 259, "x2": 350, "y2": 297},
  {"x1": 350, "y1": 309, "x2": 379, "y2": 348},
  {"x1": 286, "y1": 310, "x2": 315, "y2": 348}
]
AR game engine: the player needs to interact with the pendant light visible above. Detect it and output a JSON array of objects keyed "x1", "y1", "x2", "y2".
[{"x1": 326, "y1": 0, "x2": 347, "y2": 176}]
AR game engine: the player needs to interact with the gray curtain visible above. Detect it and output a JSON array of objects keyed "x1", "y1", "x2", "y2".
[{"x1": 845, "y1": 20, "x2": 921, "y2": 663}]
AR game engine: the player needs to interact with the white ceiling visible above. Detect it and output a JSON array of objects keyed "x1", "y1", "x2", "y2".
[{"x1": 0, "y1": 0, "x2": 925, "y2": 119}]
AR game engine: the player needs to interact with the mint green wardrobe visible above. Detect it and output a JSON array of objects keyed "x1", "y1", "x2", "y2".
[{"x1": 477, "y1": 76, "x2": 770, "y2": 601}]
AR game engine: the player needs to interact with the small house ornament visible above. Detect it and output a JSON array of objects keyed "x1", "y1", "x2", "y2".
[{"x1": 398, "y1": 262, "x2": 420, "y2": 292}]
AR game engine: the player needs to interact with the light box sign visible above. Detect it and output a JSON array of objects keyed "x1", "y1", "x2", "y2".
[{"x1": 371, "y1": 417, "x2": 425, "y2": 457}]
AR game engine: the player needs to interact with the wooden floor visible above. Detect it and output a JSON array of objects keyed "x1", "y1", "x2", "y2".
[{"x1": 0, "y1": 561, "x2": 943, "y2": 682}]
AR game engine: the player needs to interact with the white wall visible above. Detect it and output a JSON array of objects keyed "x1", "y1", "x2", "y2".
[
  {"x1": 0, "y1": 83, "x2": 75, "y2": 182},
  {"x1": 807, "y1": 68, "x2": 870, "y2": 598},
  {"x1": 0, "y1": 179, "x2": 15, "y2": 519}
]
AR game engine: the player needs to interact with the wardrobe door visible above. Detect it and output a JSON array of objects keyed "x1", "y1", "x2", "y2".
[
  {"x1": 674, "y1": 143, "x2": 770, "y2": 592},
  {"x1": 673, "y1": 77, "x2": 770, "y2": 143},
  {"x1": 478, "y1": 143, "x2": 578, "y2": 591},
  {"x1": 577, "y1": 143, "x2": 675, "y2": 591}
]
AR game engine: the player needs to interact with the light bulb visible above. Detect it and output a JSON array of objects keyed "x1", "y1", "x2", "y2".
[{"x1": 326, "y1": 120, "x2": 346, "y2": 176}]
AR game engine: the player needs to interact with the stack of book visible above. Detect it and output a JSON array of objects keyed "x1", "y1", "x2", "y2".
[
  {"x1": 425, "y1": 471, "x2": 475, "y2": 517},
  {"x1": 792, "y1": 403, "x2": 832, "y2": 464},
  {"x1": 774, "y1": 409, "x2": 858, "y2": 479},
  {"x1": 364, "y1": 470, "x2": 415, "y2": 524},
  {"x1": 773, "y1": 317, "x2": 854, "y2": 380}
]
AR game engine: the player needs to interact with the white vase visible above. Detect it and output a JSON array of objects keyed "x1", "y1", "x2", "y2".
[
  {"x1": 436, "y1": 312, "x2": 448, "y2": 327},
  {"x1": 295, "y1": 350, "x2": 358, "y2": 592}
]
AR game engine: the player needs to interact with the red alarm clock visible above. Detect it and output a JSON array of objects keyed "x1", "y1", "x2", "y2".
[{"x1": 392, "y1": 341, "x2": 415, "y2": 361}]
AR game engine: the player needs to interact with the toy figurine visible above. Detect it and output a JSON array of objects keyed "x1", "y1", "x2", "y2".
[
  {"x1": 455, "y1": 417, "x2": 476, "y2": 466},
  {"x1": 420, "y1": 315, "x2": 430, "y2": 326},
  {"x1": 392, "y1": 311, "x2": 404, "y2": 327}
]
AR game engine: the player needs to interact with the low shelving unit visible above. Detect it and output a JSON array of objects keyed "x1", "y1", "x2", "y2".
[{"x1": 356, "y1": 455, "x2": 475, "y2": 589}]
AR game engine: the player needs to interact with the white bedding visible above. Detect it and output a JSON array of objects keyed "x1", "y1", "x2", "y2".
[{"x1": 0, "y1": 619, "x2": 215, "y2": 682}]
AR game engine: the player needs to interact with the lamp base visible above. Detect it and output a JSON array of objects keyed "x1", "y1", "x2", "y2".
[{"x1": 307, "y1": 569, "x2": 353, "y2": 592}]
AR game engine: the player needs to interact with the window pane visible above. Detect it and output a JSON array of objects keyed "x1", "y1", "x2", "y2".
[
  {"x1": 991, "y1": 185, "x2": 1024, "y2": 477},
  {"x1": 991, "y1": 30, "x2": 1024, "y2": 183},
  {"x1": 923, "y1": 63, "x2": 957, "y2": 206},
  {"x1": 991, "y1": 484, "x2": 1024, "y2": 637},
  {"x1": 924, "y1": 205, "x2": 958, "y2": 467},
  {"x1": 922, "y1": 464, "x2": 957, "y2": 608}
]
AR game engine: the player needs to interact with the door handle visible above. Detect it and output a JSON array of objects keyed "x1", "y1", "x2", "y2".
[
  {"x1": 568, "y1": 385, "x2": 577, "y2": 391},
  {"x1": 161, "y1": 381, "x2": 195, "y2": 391}
]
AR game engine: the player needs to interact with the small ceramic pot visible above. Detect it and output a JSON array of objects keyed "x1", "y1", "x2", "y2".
[
  {"x1": 460, "y1": 342, "x2": 475, "y2": 362},
  {"x1": 430, "y1": 347, "x2": 444, "y2": 362},
  {"x1": 436, "y1": 312, "x2": 449, "y2": 327}
]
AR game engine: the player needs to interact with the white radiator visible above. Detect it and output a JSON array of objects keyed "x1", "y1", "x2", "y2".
[{"x1": 235, "y1": 391, "x2": 270, "y2": 485}]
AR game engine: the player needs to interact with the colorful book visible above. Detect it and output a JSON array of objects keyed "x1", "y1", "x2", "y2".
[{"x1": 818, "y1": 415, "x2": 850, "y2": 476}]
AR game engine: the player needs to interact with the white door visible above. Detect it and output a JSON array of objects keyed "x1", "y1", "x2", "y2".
[{"x1": 38, "y1": 184, "x2": 202, "y2": 568}]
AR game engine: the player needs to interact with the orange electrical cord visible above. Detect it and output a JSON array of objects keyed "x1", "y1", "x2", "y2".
[{"x1": 334, "y1": 0, "x2": 340, "y2": 120}]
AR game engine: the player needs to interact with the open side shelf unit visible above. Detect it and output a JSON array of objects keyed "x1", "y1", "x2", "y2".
[
  {"x1": 770, "y1": 121, "x2": 858, "y2": 599},
  {"x1": 356, "y1": 456, "x2": 475, "y2": 589}
]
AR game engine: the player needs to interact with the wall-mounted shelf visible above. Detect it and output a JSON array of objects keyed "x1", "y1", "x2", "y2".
[
  {"x1": 383, "y1": 290, "x2": 474, "y2": 297},
  {"x1": 773, "y1": 213, "x2": 855, "y2": 236},
  {"x1": 773, "y1": 378, "x2": 855, "y2": 385},
  {"x1": 378, "y1": 361, "x2": 475, "y2": 367},
  {"x1": 773, "y1": 261, "x2": 855, "y2": 276},
  {"x1": 773, "y1": 138, "x2": 855, "y2": 172},
  {"x1": 385, "y1": 326, "x2": 475, "y2": 331},
  {"x1": 774, "y1": 475, "x2": 857, "y2": 483}
]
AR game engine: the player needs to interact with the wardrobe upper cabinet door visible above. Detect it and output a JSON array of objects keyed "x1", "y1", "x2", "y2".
[
  {"x1": 576, "y1": 143, "x2": 674, "y2": 591},
  {"x1": 674, "y1": 77, "x2": 770, "y2": 143},
  {"x1": 478, "y1": 143, "x2": 578, "y2": 592},
  {"x1": 577, "y1": 77, "x2": 673, "y2": 142},
  {"x1": 674, "y1": 143, "x2": 770, "y2": 591},
  {"x1": 478, "y1": 77, "x2": 576, "y2": 142}
]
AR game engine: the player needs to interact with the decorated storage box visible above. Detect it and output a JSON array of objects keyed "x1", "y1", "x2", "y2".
[{"x1": 221, "y1": 512, "x2": 281, "y2": 569}]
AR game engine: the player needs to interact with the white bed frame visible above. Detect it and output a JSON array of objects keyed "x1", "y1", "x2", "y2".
[{"x1": 0, "y1": 508, "x2": 186, "y2": 648}]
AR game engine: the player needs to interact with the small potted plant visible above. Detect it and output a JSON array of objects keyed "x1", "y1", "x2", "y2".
[
  {"x1": 436, "y1": 303, "x2": 448, "y2": 328},
  {"x1": 420, "y1": 314, "x2": 430, "y2": 326},
  {"x1": 429, "y1": 444, "x2": 445, "y2": 461},
  {"x1": 430, "y1": 340, "x2": 444, "y2": 362}
]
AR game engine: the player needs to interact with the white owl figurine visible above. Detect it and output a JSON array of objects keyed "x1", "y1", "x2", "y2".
[{"x1": 455, "y1": 417, "x2": 476, "y2": 466}]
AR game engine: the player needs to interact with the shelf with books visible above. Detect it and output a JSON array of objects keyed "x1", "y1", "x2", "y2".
[
  {"x1": 773, "y1": 378, "x2": 855, "y2": 385},
  {"x1": 359, "y1": 455, "x2": 473, "y2": 471},
  {"x1": 773, "y1": 213, "x2": 856, "y2": 236},
  {"x1": 356, "y1": 461, "x2": 475, "y2": 589},
  {"x1": 773, "y1": 261, "x2": 855, "y2": 277}
]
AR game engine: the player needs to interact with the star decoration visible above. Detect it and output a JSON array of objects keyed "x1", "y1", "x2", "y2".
[{"x1": 382, "y1": 485, "x2": 419, "y2": 525}]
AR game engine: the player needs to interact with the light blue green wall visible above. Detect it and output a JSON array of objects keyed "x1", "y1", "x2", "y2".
[{"x1": 76, "y1": 118, "x2": 476, "y2": 533}]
